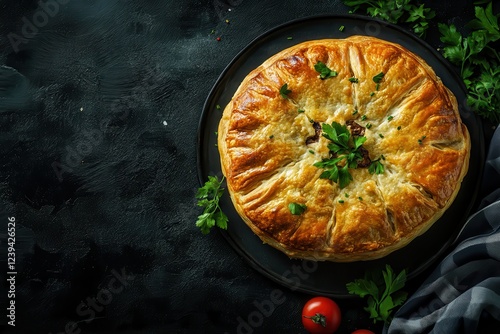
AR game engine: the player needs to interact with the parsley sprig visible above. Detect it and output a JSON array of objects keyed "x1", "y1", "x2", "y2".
[
  {"x1": 342, "y1": 0, "x2": 435, "y2": 37},
  {"x1": 196, "y1": 175, "x2": 228, "y2": 234},
  {"x1": 313, "y1": 122, "x2": 383, "y2": 189},
  {"x1": 438, "y1": 2, "x2": 500, "y2": 123},
  {"x1": 373, "y1": 71, "x2": 385, "y2": 91},
  {"x1": 314, "y1": 122, "x2": 365, "y2": 188},
  {"x1": 373, "y1": 72, "x2": 384, "y2": 83},
  {"x1": 368, "y1": 157, "x2": 385, "y2": 174},
  {"x1": 314, "y1": 61, "x2": 338, "y2": 79},
  {"x1": 289, "y1": 202, "x2": 307, "y2": 215},
  {"x1": 279, "y1": 83, "x2": 292, "y2": 99},
  {"x1": 347, "y1": 265, "x2": 408, "y2": 324},
  {"x1": 343, "y1": 1, "x2": 500, "y2": 123}
]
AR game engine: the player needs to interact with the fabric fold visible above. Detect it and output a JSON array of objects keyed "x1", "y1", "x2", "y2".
[{"x1": 385, "y1": 126, "x2": 500, "y2": 334}]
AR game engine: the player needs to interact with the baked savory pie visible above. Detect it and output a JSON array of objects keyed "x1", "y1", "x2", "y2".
[{"x1": 218, "y1": 35, "x2": 470, "y2": 262}]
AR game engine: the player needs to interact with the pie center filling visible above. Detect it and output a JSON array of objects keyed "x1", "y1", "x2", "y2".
[{"x1": 312, "y1": 120, "x2": 383, "y2": 189}]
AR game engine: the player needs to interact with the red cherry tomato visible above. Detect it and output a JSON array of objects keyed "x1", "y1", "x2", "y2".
[
  {"x1": 302, "y1": 296, "x2": 341, "y2": 333},
  {"x1": 351, "y1": 330, "x2": 375, "y2": 334}
]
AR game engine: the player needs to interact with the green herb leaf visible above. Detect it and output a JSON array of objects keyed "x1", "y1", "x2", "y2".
[
  {"x1": 389, "y1": 266, "x2": 408, "y2": 294},
  {"x1": 347, "y1": 278, "x2": 380, "y2": 299},
  {"x1": 438, "y1": 2, "x2": 500, "y2": 123},
  {"x1": 315, "y1": 157, "x2": 342, "y2": 181},
  {"x1": 392, "y1": 291, "x2": 409, "y2": 308},
  {"x1": 349, "y1": 77, "x2": 359, "y2": 83},
  {"x1": 195, "y1": 176, "x2": 228, "y2": 234},
  {"x1": 471, "y1": 2, "x2": 500, "y2": 37},
  {"x1": 438, "y1": 23, "x2": 462, "y2": 46},
  {"x1": 371, "y1": 71, "x2": 384, "y2": 93},
  {"x1": 407, "y1": 3, "x2": 435, "y2": 26},
  {"x1": 373, "y1": 72, "x2": 385, "y2": 83},
  {"x1": 289, "y1": 202, "x2": 307, "y2": 215},
  {"x1": 213, "y1": 210, "x2": 228, "y2": 229},
  {"x1": 314, "y1": 61, "x2": 338, "y2": 79},
  {"x1": 353, "y1": 135, "x2": 367, "y2": 149},
  {"x1": 368, "y1": 158, "x2": 385, "y2": 174},
  {"x1": 365, "y1": 296, "x2": 379, "y2": 320},
  {"x1": 338, "y1": 164, "x2": 353, "y2": 189},
  {"x1": 322, "y1": 122, "x2": 350, "y2": 149},
  {"x1": 379, "y1": 295, "x2": 394, "y2": 321},
  {"x1": 279, "y1": 83, "x2": 292, "y2": 99}
]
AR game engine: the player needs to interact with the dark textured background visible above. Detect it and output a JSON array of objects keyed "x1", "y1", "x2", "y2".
[{"x1": 0, "y1": 1, "x2": 495, "y2": 333}]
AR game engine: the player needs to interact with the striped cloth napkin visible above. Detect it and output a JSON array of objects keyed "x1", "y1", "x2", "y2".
[{"x1": 385, "y1": 126, "x2": 500, "y2": 334}]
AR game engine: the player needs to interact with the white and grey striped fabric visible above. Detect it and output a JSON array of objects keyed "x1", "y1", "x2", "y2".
[{"x1": 386, "y1": 126, "x2": 500, "y2": 334}]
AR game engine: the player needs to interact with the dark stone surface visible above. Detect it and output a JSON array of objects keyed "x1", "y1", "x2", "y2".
[{"x1": 0, "y1": 1, "x2": 492, "y2": 333}]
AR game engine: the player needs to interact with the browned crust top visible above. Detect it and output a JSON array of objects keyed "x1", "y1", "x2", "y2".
[{"x1": 218, "y1": 36, "x2": 470, "y2": 262}]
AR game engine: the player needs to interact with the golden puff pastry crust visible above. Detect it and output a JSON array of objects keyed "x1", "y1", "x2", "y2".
[{"x1": 218, "y1": 35, "x2": 470, "y2": 262}]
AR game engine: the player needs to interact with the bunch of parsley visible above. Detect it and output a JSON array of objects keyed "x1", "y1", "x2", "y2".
[
  {"x1": 347, "y1": 265, "x2": 408, "y2": 324},
  {"x1": 438, "y1": 2, "x2": 500, "y2": 123},
  {"x1": 342, "y1": 0, "x2": 500, "y2": 124},
  {"x1": 342, "y1": 0, "x2": 436, "y2": 37},
  {"x1": 314, "y1": 122, "x2": 367, "y2": 188},
  {"x1": 196, "y1": 175, "x2": 228, "y2": 234},
  {"x1": 314, "y1": 122, "x2": 384, "y2": 189}
]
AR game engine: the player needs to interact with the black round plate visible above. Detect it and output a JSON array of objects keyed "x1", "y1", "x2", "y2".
[{"x1": 197, "y1": 15, "x2": 484, "y2": 297}]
